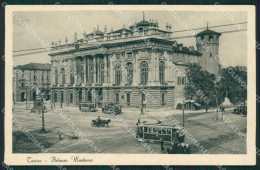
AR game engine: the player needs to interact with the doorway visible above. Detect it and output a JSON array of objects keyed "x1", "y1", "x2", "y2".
[
  {"x1": 21, "y1": 92, "x2": 25, "y2": 102},
  {"x1": 127, "y1": 93, "x2": 131, "y2": 106}
]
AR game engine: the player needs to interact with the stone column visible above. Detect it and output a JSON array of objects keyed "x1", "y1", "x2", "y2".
[
  {"x1": 164, "y1": 51, "x2": 169, "y2": 82},
  {"x1": 82, "y1": 89, "x2": 86, "y2": 102},
  {"x1": 104, "y1": 55, "x2": 107, "y2": 83},
  {"x1": 73, "y1": 59, "x2": 77, "y2": 86},
  {"x1": 97, "y1": 56, "x2": 100, "y2": 84},
  {"x1": 133, "y1": 52, "x2": 138, "y2": 86},
  {"x1": 93, "y1": 55, "x2": 96, "y2": 84},
  {"x1": 152, "y1": 52, "x2": 156, "y2": 82},
  {"x1": 83, "y1": 57, "x2": 87, "y2": 85},
  {"x1": 66, "y1": 59, "x2": 70, "y2": 85},
  {"x1": 109, "y1": 54, "x2": 114, "y2": 85},
  {"x1": 156, "y1": 52, "x2": 159, "y2": 82},
  {"x1": 86, "y1": 57, "x2": 89, "y2": 85}
]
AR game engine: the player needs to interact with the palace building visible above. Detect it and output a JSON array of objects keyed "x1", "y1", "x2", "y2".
[{"x1": 48, "y1": 14, "x2": 221, "y2": 109}]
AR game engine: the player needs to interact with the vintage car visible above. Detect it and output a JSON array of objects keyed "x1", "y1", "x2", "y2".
[
  {"x1": 234, "y1": 104, "x2": 247, "y2": 115},
  {"x1": 79, "y1": 102, "x2": 97, "y2": 112},
  {"x1": 102, "y1": 102, "x2": 122, "y2": 115}
]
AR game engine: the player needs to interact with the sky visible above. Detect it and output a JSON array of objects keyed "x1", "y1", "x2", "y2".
[{"x1": 13, "y1": 10, "x2": 248, "y2": 67}]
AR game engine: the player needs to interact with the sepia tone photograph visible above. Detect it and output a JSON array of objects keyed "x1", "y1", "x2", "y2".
[{"x1": 3, "y1": 4, "x2": 256, "y2": 166}]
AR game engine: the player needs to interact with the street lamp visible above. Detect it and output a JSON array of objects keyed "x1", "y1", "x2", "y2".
[{"x1": 182, "y1": 100, "x2": 185, "y2": 127}]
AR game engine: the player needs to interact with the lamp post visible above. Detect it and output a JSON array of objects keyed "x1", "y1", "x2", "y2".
[
  {"x1": 25, "y1": 86, "x2": 28, "y2": 110},
  {"x1": 41, "y1": 102, "x2": 46, "y2": 132},
  {"x1": 182, "y1": 100, "x2": 185, "y2": 127},
  {"x1": 141, "y1": 93, "x2": 144, "y2": 115}
]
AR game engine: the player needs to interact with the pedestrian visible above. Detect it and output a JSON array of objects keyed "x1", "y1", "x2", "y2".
[{"x1": 58, "y1": 131, "x2": 62, "y2": 141}]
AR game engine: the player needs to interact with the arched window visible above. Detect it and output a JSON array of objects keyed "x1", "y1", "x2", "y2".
[
  {"x1": 115, "y1": 63, "x2": 122, "y2": 85},
  {"x1": 61, "y1": 68, "x2": 65, "y2": 85},
  {"x1": 159, "y1": 61, "x2": 165, "y2": 84},
  {"x1": 209, "y1": 35, "x2": 213, "y2": 41},
  {"x1": 54, "y1": 69, "x2": 58, "y2": 85},
  {"x1": 140, "y1": 61, "x2": 148, "y2": 85},
  {"x1": 126, "y1": 62, "x2": 133, "y2": 85},
  {"x1": 70, "y1": 68, "x2": 74, "y2": 85},
  {"x1": 100, "y1": 63, "x2": 104, "y2": 84}
]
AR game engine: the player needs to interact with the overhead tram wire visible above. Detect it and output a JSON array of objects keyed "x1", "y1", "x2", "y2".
[
  {"x1": 13, "y1": 22, "x2": 247, "y2": 57},
  {"x1": 171, "y1": 22, "x2": 247, "y2": 33}
]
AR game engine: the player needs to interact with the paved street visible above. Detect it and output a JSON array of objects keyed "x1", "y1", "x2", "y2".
[{"x1": 12, "y1": 103, "x2": 247, "y2": 154}]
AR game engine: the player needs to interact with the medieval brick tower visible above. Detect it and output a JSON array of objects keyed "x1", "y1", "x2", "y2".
[{"x1": 195, "y1": 25, "x2": 221, "y2": 76}]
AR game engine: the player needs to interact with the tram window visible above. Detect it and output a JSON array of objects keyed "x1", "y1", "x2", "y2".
[
  {"x1": 162, "y1": 129, "x2": 166, "y2": 134},
  {"x1": 144, "y1": 127, "x2": 148, "y2": 132},
  {"x1": 153, "y1": 128, "x2": 157, "y2": 133},
  {"x1": 167, "y1": 129, "x2": 171, "y2": 134},
  {"x1": 158, "y1": 129, "x2": 162, "y2": 134}
]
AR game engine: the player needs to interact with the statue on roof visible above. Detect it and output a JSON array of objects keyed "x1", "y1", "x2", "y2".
[
  {"x1": 74, "y1": 32, "x2": 77, "y2": 42},
  {"x1": 104, "y1": 25, "x2": 107, "y2": 33}
]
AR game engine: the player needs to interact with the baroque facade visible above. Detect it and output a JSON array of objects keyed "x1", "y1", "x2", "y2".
[
  {"x1": 49, "y1": 15, "x2": 221, "y2": 109},
  {"x1": 13, "y1": 63, "x2": 51, "y2": 102}
]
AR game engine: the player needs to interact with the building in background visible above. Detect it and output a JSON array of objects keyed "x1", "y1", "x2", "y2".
[
  {"x1": 48, "y1": 14, "x2": 221, "y2": 109},
  {"x1": 13, "y1": 63, "x2": 51, "y2": 102}
]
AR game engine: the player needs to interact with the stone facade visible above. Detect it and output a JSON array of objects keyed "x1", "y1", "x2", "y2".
[
  {"x1": 49, "y1": 16, "x2": 220, "y2": 109},
  {"x1": 13, "y1": 63, "x2": 51, "y2": 102}
]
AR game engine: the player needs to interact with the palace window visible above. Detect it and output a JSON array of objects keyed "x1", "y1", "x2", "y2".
[
  {"x1": 80, "y1": 61, "x2": 84, "y2": 83},
  {"x1": 61, "y1": 68, "x2": 65, "y2": 85},
  {"x1": 100, "y1": 63, "x2": 104, "y2": 84},
  {"x1": 54, "y1": 69, "x2": 58, "y2": 85},
  {"x1": 126, "y1": 62, "x2": 133, "y2": 85},
  {"x1": 178, "y1": 76, "x2": 186, "y2": 85},
  {"x1": 159, "y1": 61, "x2": 165, "y2": 84},
  {"x1": 116, "y1": 54, "x2": 120, "y2": 60},
  {"x1": 161, "y1": 93, "x2": 165, "y2": 106},
  {"x1": 89, "y1": 62, "x2": 94, "y2": 84},
  {"x1": 177, "y1": 76, "x2": 181, "y2": 85},
  {"x1": 182, "y1": 77, "x2": 186, "y2": 85},
  {"x1": 70, "y1": 68, "x2": 74, "y2": 85},
  {"x1": 54, "y1": 92, "x2": 57, "y2": 102},
  {"x1": 140, "y1": 61, "x2": 148, "y2": 85},
  {"x1": 115, "y1": 63, "x2": 122, "y2": 85},
  {"x1": 47, "y1": 75, "x2": 49, "y2": 82},
  {"x1": 209, "y1": 35, "x2": 213, "y2": 41},
  {"x1": 69, "y1": 93, "x2": 73, "y2": 103},
  {"x1": 33, "y1": 74, "x2": 37, "y2": 81},
  {"x1": 41, "y1": 74, "x2": 44, "y2": 81},
  {"x1": 115, "y1": 93, "x2": 120, "y2": 103},
  {"x1": 127, "y1": 53, "x2": 132, "y2": 58}
]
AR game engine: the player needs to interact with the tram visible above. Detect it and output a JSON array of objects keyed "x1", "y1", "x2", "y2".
[{"x1": 136, "y1": 122, "x2": 185, "y2": 144}]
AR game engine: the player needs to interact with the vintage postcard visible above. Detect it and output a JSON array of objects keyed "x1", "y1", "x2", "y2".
[{"x1": 3, "y1": 4, "x2": 256, "y2": 166}]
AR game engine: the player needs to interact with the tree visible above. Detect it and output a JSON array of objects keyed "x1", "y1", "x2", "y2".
[
  {"x1": 218, "y1": 66, "x2": 247, "y2": 105},
  {"x1": 184, "y1": 63, "x2": 216, "y2": 106}
]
